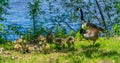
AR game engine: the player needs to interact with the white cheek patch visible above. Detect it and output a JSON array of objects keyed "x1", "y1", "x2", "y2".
[
  {"x1": 82, "y1": 23, "x2": 87, "y2": 29},
  {"x1": 82, "y1": 23, "x2": 89, "y2": 30}
]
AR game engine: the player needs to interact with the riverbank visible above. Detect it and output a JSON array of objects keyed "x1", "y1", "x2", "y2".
[{"x1": 0, "y1": 37, "x2": 120, "y2": 63}]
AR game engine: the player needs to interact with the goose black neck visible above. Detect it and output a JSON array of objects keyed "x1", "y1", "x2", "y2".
[{"x1": 80, "y1": 9, "x2": 84, "y2": 21}]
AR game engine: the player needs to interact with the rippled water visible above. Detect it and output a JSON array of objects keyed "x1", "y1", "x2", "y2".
[
  {"x1": 7, "y1": 0, "x2": 30, "y2": 24},
  {"x1": 4, "y1": 0, "x2": 30, "y2": 40},
  {"x1": 2, "y1": 0, "x2": 119, "y2": 41},
  {"x1": 4, "y1": 0, "x2": 80, "y2": 40}
]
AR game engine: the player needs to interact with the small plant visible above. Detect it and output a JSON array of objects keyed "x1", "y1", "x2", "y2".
[
  {"x1": 28, "y1": 0, "x2": 40, "y2": 34},
  {"x1": 0, "y1": 0, "x2": 9, "y2": 21},
  {"x1": 0, "y1": 0, "x2": 9, "y2": 42},
  {"x1": 0, "y1": 24, "x2": 7, "y2": 43},
  {"x1": 75, "y1": 31, "x2": 83, "y2": 41},
  {"x1": 67, "y1": 30, "x2": 76, "y2": 37},
  {"x1": 113, "y1": 1, "x2": 120, "y2": 36},
  {"x1": 112, "y1": 23, "x2": 120, "y2": 36},
  {"x1": 54, "y1": 26, "x2": 66, "y2": 38},
  {"x1": 7, "y1": 23, "x2": 24, "y2": 40},
  {"x1": 23, "y1": 23, "x2": 47, "y2": 44},
  {"x1": 0, "y1": 41, "x2": 14, "y2": 50},
  {"x1": 0, "y1": 35, "x2": 5, "y2": 43}
]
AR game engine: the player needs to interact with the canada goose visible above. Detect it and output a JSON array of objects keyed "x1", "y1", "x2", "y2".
[
  {"x1": 37, "y1": 35, "x2": 46, "y2": 45},
  {"x1": 42, "y1": 43, "x2": 50, "y2": 54},
  {"x1": 66, "y1": 36, "x2": 75, "y2": 48},
  {"x1": 53, "y1": 38, "x2": 66, "y2": 49},
  {"x1": 79, "y1": 8, "x2": 104, "y2": 45},
  {"x1": 14, "y1": 44, "x2": 22, "y2": 51},
  {"x1": 15, "y1": 35, "x2": 24, "y2": 44}
]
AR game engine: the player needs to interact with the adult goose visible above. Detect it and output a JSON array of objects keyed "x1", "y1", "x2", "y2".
[{"x1": 79, "y1": 8, "x2": 104, "y2": 45}]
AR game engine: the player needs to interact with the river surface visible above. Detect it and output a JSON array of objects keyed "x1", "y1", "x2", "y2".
[
  {"x1": 4, "y1": 0, "x2": 31, "y2": 40},
  {"x1": 4, "y1": 0, "x2": 80, "y2": 41},
  {"x1": 4, "y1": 0, "x2": 117, "y2": 41}
]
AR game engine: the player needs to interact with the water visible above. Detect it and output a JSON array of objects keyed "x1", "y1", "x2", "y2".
[
  {"x1": 4, "y1": 0, "x2": 114, "y2": 41},
  {"x1": 3, "y1": 0, "x2": 30, "y2": 40},
  {"x1": 3, "y1": 0, "x2": 80, "y2": 41}
]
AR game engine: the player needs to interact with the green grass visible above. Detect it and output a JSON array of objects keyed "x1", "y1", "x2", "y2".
[{"x1": 0, "y1": 37, "x2": 120, "y2": 63}]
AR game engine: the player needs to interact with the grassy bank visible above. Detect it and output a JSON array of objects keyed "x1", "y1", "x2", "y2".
[{"x1": 0, "y1": 37, "x2": 120, "y2": 63}]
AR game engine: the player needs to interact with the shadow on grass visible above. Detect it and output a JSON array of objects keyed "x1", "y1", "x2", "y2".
[
  {"x1": 55, "y1": 47, "x2": 77, "y2": 53},
  {"x1": 80, "y1": 43, "x2": 120, "y2": 58}
]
